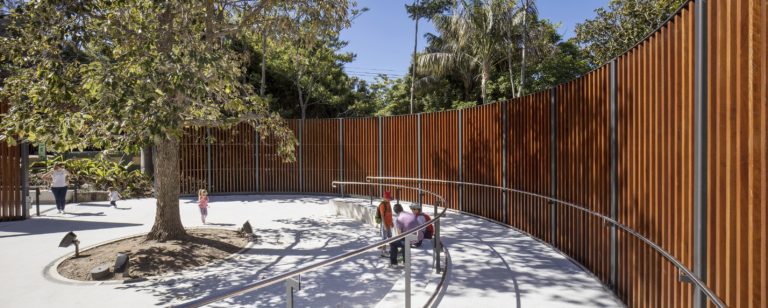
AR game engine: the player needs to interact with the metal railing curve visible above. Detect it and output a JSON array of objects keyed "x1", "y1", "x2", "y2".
[
  {"x1": 176, "y1": 181, "x2": 449, "y2": 308},
  {"x1": 367, "y1": 176, "x2": 726, "y2": 308}
]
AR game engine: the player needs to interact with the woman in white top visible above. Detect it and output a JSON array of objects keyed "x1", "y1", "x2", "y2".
[{"x1": 43, "y1": 163, "x2": 69, "y2": 213}]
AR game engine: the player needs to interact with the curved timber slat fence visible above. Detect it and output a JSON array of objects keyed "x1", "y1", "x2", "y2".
[
  {"x1": 0, "y1": 100, "x2": 23, "y2": 221},
  {"x1": 177, "y1": 0, "x2": 766, "y2": 306}
]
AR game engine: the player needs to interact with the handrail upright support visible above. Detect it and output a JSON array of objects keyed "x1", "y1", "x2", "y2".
[
  {"x1": 404, "y1": 233, "x2": 416, "y2": 308},
  {"x1": 435, "y1": 218, "x2": 441, "y2": 274},
  {"x1": 284, "y1": 275, "x2": 301, "y2": 308}
]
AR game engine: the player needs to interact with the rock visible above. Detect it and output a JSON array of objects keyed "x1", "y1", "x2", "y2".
[{"x1": 90, "y1": 264, "x2": 111, "y2": 280}]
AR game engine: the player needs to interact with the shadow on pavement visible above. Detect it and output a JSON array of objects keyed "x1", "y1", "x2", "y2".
[{"x1": 0, "y1": 219, "x2": 142, "y2": 239}]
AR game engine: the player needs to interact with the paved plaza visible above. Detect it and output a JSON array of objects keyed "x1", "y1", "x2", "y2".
[{"x1": 0, "y1": 195, "x2": 622, "y2": 307}]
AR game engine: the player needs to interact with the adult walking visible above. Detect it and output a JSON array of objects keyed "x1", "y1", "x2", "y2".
[{"x1": 43, "y1": 163, "x2": 69, "y2": 214}]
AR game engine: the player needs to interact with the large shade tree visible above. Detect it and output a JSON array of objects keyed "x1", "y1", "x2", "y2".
[{"x1": 0, "y1": 0, "x2": 351, "y2": 241}]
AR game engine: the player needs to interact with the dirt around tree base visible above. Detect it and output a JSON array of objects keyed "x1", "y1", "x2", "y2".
[{"x1": 57, "y1": 228, "x2": 248, "y2": 281}]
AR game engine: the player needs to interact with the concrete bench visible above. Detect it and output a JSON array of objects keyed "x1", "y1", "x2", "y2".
[{"x1": 30, "y1": 190, "x2": 110, "y2": 205}]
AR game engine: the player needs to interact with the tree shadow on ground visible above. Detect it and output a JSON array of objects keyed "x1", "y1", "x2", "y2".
[
  {"x1": 440, "y1": 213, "x2": 621, "y2": 307},
  {"x1": 116, "y1": 215, "x2": 405, "y2": 307},
  {"x1": 0, "y1": 219, "x2": 142, "y2": 239}
]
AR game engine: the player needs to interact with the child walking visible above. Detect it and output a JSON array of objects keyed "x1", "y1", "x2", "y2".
[
  {"x1": 198, "y1": 189, "x2": 209, "y2": 224},
  {"x1": 107, "y1": 187, "x2": 122, "y2": 207}
]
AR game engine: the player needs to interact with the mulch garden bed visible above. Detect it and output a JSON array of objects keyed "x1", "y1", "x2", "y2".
[{"x1": 57, "y1": 228, "x2": 248, "y2": 281}]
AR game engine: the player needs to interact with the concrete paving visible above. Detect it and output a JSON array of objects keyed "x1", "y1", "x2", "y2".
[{"x1": 0, "y1": 194, "x2": 622, "y2": 307}]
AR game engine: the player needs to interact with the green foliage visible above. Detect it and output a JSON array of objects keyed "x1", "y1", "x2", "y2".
[
  {"x1": 0, "y1": 1, "x2": 351, "y2": 161},
  {"x1": 31, "y1": 156, "x2": 153, "y2": 198},
  {"x1": 575, "y1": 0, "x2": 687, "y2": 67},
  {"x1": 405, "y1": 0, "x2": 452, "y2": 20},
  {"x1": 380, "y1": 0, "x2": 589, "y2": 114}
]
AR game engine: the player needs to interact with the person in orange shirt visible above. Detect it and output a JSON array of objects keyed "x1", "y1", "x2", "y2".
[{"x1": 375, "y1": 191, "x2": 394, "y2": 257}]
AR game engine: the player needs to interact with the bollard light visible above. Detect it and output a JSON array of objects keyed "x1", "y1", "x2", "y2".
[
  {"x1": 114, "y1": 253, "x2": 130, "y2": 273},
  {"x1": 58, "y1": 231, "x2": 80, "y2": 257}
]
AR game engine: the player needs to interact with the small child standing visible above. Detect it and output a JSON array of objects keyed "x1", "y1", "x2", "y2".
[
  {"x1": 198, "y1": 189, "x2": 209, "y2": 224},
  {"x1": 107, "y1": 187, "x2": 122, "y2": 207}
]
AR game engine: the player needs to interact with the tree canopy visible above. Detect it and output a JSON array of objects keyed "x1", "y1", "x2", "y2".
[
  {"x1": 0, "y1": 0, "x2": 353, "y2": 240},
  {"x1": 575, "y1": 0, "x2": 687, "y2": 66}
]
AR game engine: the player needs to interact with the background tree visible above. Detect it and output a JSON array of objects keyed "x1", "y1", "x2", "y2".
[
  {"x1": 405, "y1": 0, "x2": 451, "y2": 113},
  {"x1": 575, "y1": 0, "x2": 686, "y2": 66},
  {"x1": 0, "y1": 0, "x2": 351, "y2": 241}
]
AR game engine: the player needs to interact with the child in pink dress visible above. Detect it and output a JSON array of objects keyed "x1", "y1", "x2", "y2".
[{"x1": 198, "y1": 189, "x2": 209, "y2": 224}]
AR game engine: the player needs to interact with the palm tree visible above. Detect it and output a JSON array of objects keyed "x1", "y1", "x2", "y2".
[
  {"x1": 504, "y1": 0, "x2": 538, "y2": 97},
  {"x1": 406, "y1": 0, "x2": 451, "y2": 113},
  {"x1": 418, "y1": 0, "x2": 510, "y2": 104}
]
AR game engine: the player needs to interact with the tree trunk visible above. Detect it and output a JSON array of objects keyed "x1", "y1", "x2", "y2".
[
  {"x1": 409, "y1": 16, "x2": 420, "y2": 114},
  {"x1": 481, "y1": 61, "x2": 490, "y2": 104},
  {"x1": 508, "y1": 50, "x2": 517, "y2": 98},
  {"x1": 141, "y1": 146, "x2": 154, "y2": 177},
  {"x1": 146, "y1": 135, "x2": 187, "y2": 241},
  {"x1": 260, "y1": 31, "x2": 267, "y2": 96},
  {"x1": 297, "y1": 70, "x2": 307, "y2": 120},
  {"x1": 517, "y1": 0, "x2": 528, "y2": 98}
]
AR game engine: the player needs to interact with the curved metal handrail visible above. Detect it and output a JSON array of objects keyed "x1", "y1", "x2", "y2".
[
  {"x1": 367, "y1": 176, "x2": 726, "y2": 308},
  {"x1": 175, "y1": 181, "x2": 449, "y2": 308}
]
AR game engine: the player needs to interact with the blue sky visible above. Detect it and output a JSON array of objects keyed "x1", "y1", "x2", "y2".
[{"x1": 340, "y1": 0, "x2": 609, "y2": 82}]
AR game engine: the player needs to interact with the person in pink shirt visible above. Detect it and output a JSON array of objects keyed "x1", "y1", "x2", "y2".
[
  {"x1": 389, "y1": 203, "x2": 421, "y2": 267},
  {"x1": 198, "y1": 189, "x2": 209, "y2": 224}
]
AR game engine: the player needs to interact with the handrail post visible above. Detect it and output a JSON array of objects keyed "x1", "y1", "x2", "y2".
[
  {"x1": 434, "y1": 200, "x2": 441, "y2": 274},
  {"x1": 693, "y1": 0, "x2": 708, "y2": 307},
  {"x1": 284, "y1": 275, "x2": 300, "y2": 308},
  {"x1": 404, "y1": 233, "x2": 416, "y2": 308},
  {"x1": 609, "y1": 60, "x2": 618, "y2": 289}
]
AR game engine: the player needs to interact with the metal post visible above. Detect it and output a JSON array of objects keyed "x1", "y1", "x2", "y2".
[
  {"x1": 417, "y1": 114, "x2": 422, "y2": 207},
  {"x1": 550, "y1": 88, "x2": 557, "y2": 245},
  {"x1": 609, "y1": 60, "x2": 619, "y2": 289},
  {"x1": 378, "y1": 116, "x2": 383, "y2": 197},
  {"x1": 21, "y1": 142, "x2": 29, "y2": 218},
  {"x1": 501, "y1": 101, "x2": 508, "y2": 224},
  {"x1": 458, "y1": 109, "x2": 463, "y2": 212},
  {"x1": 35, "y1": 188, "x2": 40, "y2": 216},
  {"x1": 284, "y1": 275, "x2": 301, "y2": 308},
  {"x1": 206, "y1": 127, "x2": 212, "y2": 193},
  {"x1": 339, "y1": 118, "x2": 344, "y2": 196},
  {"x1": 255, "y1": 131, "x2": 259, "y2": 192},
  {"x1": 404, "y1": 233, "x2": 416, "y2": 308},
  {"x1": 693, "y1": 1, "x2": 708, "y2": 307},
  {"x1": 299, "y1": 119, "x2": 304, "y2": 193},
  {"x1": 434, "y1": 200, "x2": 441, "y2": 274}
]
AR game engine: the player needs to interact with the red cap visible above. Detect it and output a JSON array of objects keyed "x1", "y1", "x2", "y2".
[{"x1": 383, "y1": 191, "x2": 392, "y2": 200}]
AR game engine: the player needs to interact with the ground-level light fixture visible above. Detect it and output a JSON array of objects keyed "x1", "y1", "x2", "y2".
[
  {"x1": 114, "y1": 253, "x2": 129, "y2": 274},
  {"x1": 58, "y1": 231, "x2": 80, "y2": 257}
]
